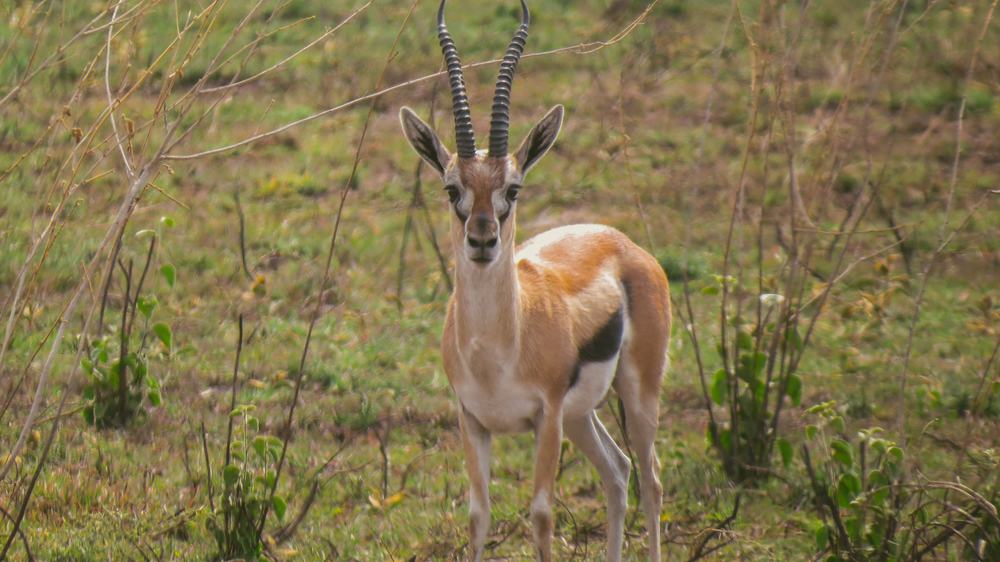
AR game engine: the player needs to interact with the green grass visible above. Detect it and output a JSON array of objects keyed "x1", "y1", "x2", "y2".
[{"x1": 1, "y1": 0, "x2": 999, "y2": 560}]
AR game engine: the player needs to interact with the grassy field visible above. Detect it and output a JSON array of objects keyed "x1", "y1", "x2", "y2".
[{"x1": 1, "y1": 0, "x2": 999, "y2": 560}]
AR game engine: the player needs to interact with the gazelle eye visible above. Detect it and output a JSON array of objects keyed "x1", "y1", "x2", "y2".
[
  {"x1": 505, "y1": 185, "x2": 521, "y2": 202},
  {"x1": 444, "y1": 185, "x2": 460, "y2": 204}
]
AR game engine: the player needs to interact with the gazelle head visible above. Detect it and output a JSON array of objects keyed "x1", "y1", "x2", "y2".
[{"x1": 400, "y1": 0, "x2": 563, "y2": 267}]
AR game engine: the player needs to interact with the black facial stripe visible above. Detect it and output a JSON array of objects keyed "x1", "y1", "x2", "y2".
[
  {"x1": 569, "y1": 307, "x2": 625, "y2": 389},
  {"x1": 454, "y1": 206, "x2": 468, "y2": 223},
  {"x1": 498, "y1": 202, "x2": 513, "y2": 224}
]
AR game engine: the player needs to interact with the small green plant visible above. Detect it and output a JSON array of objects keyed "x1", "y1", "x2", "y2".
[
  {"x1": 206, "y1": 404, "x2": 287, "y2": 562},
  {"x1": 81, "y1": 229, "x2": 174, "y2": 428},
  {"x1": 801, "y1": 403, "x2": 904, "y2": 561},
  {"x1": 701, "y1": 274, "x2": 804, "y2": 483},
  {"x1": 801, "y1": 401, "x2": 999, "y2": 561},
  {"x1": 206, "y1": 317, "x2": 288, "y2": 561}
]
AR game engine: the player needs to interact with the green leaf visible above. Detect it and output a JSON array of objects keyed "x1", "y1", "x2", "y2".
[
  {"x1": 148, "y1": 389, "x2": 162, "y2": 406},
  {"x1": 262, "y1": 470, "x2": 277, "y2": 489},
  {"x1": 264, "y1": 436, "x2": 284, "y2": 459},
  {"x1": 223, "y1": 464, "x2": 240, "y2": 487},
  {"x1": 845, "y1": 515, "x2": 862, "y2": 543},
  {"x1": 160, "y1": 264, "x2": 176, "y2": 288},
  {"x1": 737, "y1": 351, "x2": 767, "y2": 381},
  {"x1": 837, "y1": 473, "x2": 860, "y2": 507},
  {"x1": 153, "y1": 323, "x2": 172, "y2": 350},
  {"x1": 815, "y1": 525, "x2": 829, "y2": 550},
  {"x1": 272, "y1": 495, "x2": 287, "y2": 521},
  {"x1": 718, "y1": 428, "x2": 732, "y2": 453},
  {"x1": 777, "y1": 438, "x2": 793, "y2": 468},
  {"x1": 160, "y1": 216, "x2": 175, "y2": 228},
  {"x1": 870, "y1": 485, "x2": 890, "y2": 506},
  {"x1": 842, "y1": 471, "x2": 862, "y2": 495},
  {"x1": 831, "y1": 439, "x2": 853, "y2": 467},
  {"x1": 751, "y1": 351, "x2": 767, "y2": 375},
  {"x1": 736, "y1": 331, "x2": 753, "y2": 351},
  {"x1": 710, "y1": 368, "x2": 728, "y2": 405},
  {"x1": 887, "y1": 446, "x2": 903, "y2": 463},
  {"x1": 831, "y1": 415, "x2": 846, "y2": 434},
  {"x1": 252, "y1": 436, "x2": 268, "y2": 460},
  {"x1": 231, "y1": 404, "x2": 256, "y2": 417},
  {"x1": 137, "y1": 295, "x2": 157, "y2": 319},
  {"x1": 108, "y1": 361, "x2": 121, "y2": 388},
  {"x1": 701, "y1": 285, "x2": 719, "y2": 296},
  {"x1": 806, "y1": 424, "x2": 818, "y2": 440},
  {"x1": 787, "y1": 374, "x2": 802, "y2": 406},
  {"x1": 786, "y1": 326, "x2": 803, "y2": 352}
]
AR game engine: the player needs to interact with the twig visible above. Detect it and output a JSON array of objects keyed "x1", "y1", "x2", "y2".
[
  {"x1": 396, "y1": 80, "x2": 452, "y2": 307},
  {"x1": 0, "y1": 503, "x2": 34, "y2": 561},
  {"x1": 0, "y1": 162, "x2": 155, "y2": 482},
  {"x1": 200, "y1": 1, "x2": 373, "y2": 94},
  {"x1": 234, "y1": 189, "x2": 254, "y2": 282},
  {"x1": 256, "y1": 0, "x2": 421, "y2": 540},
  {"x1": 686, "y1": 495, "x2": 741, "y2": 562},
  {"x1": 224, "y1": 315, "x2": 245, "y2": 467},
  {"x1": 616, "y1": 63, "x2": 654, "y2": 250},
  {"x1": 0, "y1": 333, "x2": 80, "y2": 559},
  {"x1": 897, "y1": 190, "x2": 997, "y2": 443},
  {"x1": 163, "y1": 1, "x2": 662, "y2": 161},
  {"x1": 201, "y1": 422, "x2": 215, "y2": 513},
  {"x1": 677, "y1": 0, "x2": 737, "y2": 452},
  {"x1": 117, "y1": 258, "x2": 133, "y2": 426},
  {"x1": 105, "y1": 0, "x2": 134, "y2": 179},
  {"x1": 971, "y1": 335, "x2": 1000, "y2": 415}
]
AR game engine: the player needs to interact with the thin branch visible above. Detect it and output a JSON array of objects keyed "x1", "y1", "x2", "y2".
[
  {"x1": 200, "y1": 1, "x2": 373, "y2": 94},
  {"x1": 106, "y1": 0, "x2": 134, "y2": 179},
  {"x1": 163, "y1": 1, "x2": 662, "y2": 161},
  {"x1": 256, "y1": 0, "x2": 422, "y2": 540}
]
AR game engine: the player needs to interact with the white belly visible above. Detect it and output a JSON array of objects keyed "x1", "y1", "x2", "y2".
[{"x1": 563, "y1": 355, "x2": 619, "y2": 419}]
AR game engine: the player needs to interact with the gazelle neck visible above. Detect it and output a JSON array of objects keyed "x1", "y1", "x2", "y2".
[{"x1": 452, "y1": 231, "x2": 521, "y2": 355}]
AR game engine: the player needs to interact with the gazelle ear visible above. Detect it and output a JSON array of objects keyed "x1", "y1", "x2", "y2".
[
  {"x1": 400, "y1": 107, "x2": 451, "y2": 176},
  {"x1": 514, "y1": 104, "x2": 564, "y2": 175}
]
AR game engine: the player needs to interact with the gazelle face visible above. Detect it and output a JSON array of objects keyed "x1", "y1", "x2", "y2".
[
  {"x1": 442, "y1": 157, "x2": 521, "y2": 265},
  {"x1": 399, "y1": 105, "x2": 564, "y2": 268}
]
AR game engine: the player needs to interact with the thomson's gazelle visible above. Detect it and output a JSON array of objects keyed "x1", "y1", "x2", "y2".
[{"x1": 399, "y1": 2, "x2": 671, "y2": 560}]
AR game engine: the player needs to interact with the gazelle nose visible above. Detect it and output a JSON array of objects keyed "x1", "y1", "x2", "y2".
[{"x1": 467, "y1": 235, "x2": 498, "y2": 249}]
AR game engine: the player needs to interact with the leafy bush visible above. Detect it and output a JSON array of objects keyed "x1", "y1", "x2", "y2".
[
  {"x1": 700, "y1": 274, "x2": 804, "y2": 483},
  {"x1": 81, "y1": 232, "x2": 173, "y2": 427},
  {"x1": 801, "y1": 401, "x2": 1000, "y2": 561},
  {"x1": 206, "y1": 404, "x2": 287, "y2": 562}
]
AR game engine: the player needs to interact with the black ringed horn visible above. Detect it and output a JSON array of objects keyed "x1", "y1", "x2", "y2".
[
  {"x1": 438, "y1": 0, "x2": 476, "y2": 159},
  {"x1": 488, "y1": 0, "x2": 530, "y2": 158}
]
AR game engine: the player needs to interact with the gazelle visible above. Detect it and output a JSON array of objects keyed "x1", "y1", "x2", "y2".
[{"x1": 398, "y1": 2, "x2": 671, "y2": 561}]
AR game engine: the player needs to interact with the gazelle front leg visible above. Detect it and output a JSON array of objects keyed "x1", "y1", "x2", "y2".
[
  {"x1": 530, "y1": 402, "x2": 563, "y2": 562},
  {"x1": 459, "y1": 406, "x2": 492, "y2": 562}
]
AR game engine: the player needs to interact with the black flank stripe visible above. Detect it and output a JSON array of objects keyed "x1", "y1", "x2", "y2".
[{"x1": 569, "y1": 307, "x2": 624, "y2": 389}]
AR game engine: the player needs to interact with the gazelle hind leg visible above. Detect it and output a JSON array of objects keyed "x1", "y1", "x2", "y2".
[
  {"x1": 564, "y1": 412, "x2": 631, "y2": 562},
  {"x1": 614, "y1": 355, "x2": 664, "y2": 562}
]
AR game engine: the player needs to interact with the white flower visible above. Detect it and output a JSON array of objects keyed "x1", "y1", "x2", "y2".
[{"x1": 759, "y1": 293, "x2": 785, "y2": 307}]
